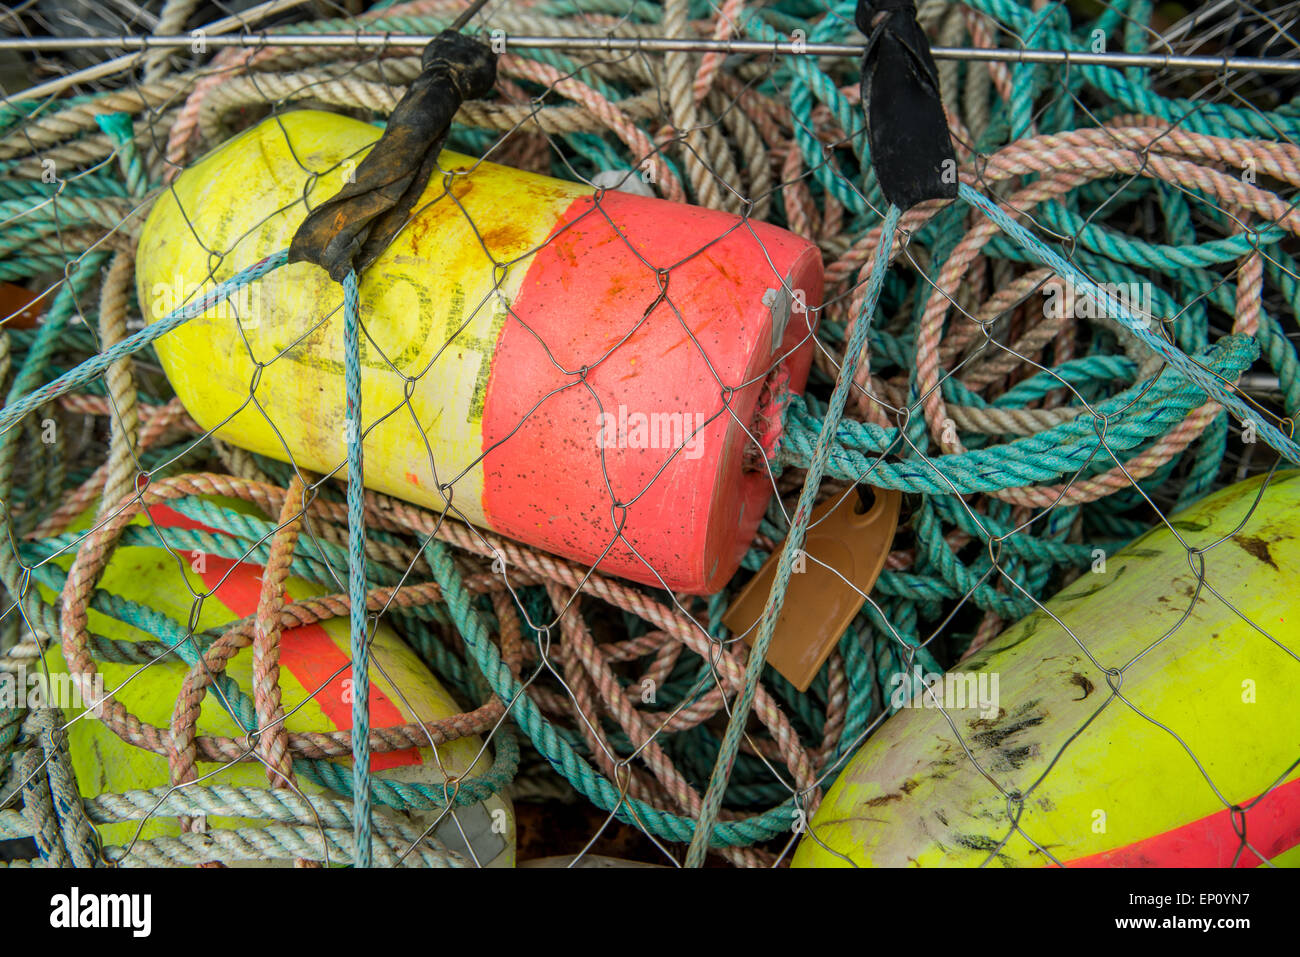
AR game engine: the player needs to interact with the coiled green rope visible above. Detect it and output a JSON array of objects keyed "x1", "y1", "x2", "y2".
[{"x1": 1, "y1": 0, "x2": 1298, "y2": 863}]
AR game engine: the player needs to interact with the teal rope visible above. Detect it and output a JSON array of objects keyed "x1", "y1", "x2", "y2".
[
  {"x1": 3, "y1": 0, "x2": 1299, "y2": 860},
  {"x1": 685, "y1": 204, "x2": 903, "y2": 867},
  {"x1": 94, "y1": 113, "x2": 146, "y2": 197},
  {"x1": 0, "y1": 251, "x2": 288, "y2": 438},
  {"x1": 423, "y1": 536, "x2": 797, "y2": 846},
  {"x1": 342, "y1": 269, "x2": 372, "y2": 868},
  {"x1": 959, "y1": 185, "x2": 1299, "y2": 464},
  {"x1": 779, "y1": 334, "x2": 1259, "y2": 491}
]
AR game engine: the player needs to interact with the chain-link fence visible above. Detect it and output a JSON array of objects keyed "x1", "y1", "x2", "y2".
[{"x1": 0, "y1": 0, "x2": 1297, "y2": 869}]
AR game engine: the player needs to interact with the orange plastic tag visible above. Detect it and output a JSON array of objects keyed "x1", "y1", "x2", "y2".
[
  {"x1": 0, "y1": 283, "x2": 47, "y2": 329},
  {"x1": 723, "y1": 486, "x2": 901, "y2": 692}
]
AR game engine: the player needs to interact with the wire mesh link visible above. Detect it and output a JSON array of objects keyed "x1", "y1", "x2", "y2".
[{"x1": 0, "y1": 0, "x2": 1297, "y2": 869}]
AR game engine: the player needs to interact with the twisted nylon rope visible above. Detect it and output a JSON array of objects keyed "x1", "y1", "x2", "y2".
[
  {"x1": 342, "y1": 269, "x2": 372, "y2": 867},
  {"x1": 0, "y1": 252, "x2": 287, "y2": 437},
  {"x1": 961, "y1": 185, "x2": 1299, "y2": 463},
  {"x1": 15, "y1": 709, "x2": 100, "y2": 867},
  {"x1": 2, "y1": 0, "x2": 1299, "y2": 865},
  {"x1": 252, "y1": 474, "x2": 306, "y2": 789},
  {"x1": 687, "y1": 205, "x2": 901, "y2": 866},
  {"x1": 0, "y1": 145, "x2": 1289, "y2": 858}
]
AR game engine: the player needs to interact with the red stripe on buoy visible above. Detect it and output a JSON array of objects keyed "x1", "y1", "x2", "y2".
[
  {"x1": 480, "y1": 191, "x2": 821, "y2": 593},
  {"x1": 148, "y1": 503, "x2": 420, "y2": 770},
  {"x1": 1063, "y1": 775, "x2": 1300, "y2": 867}
]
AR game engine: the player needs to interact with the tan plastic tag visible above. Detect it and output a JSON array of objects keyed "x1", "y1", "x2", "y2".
[
  {"x1": 0, "y1": 282, "x2": 46, "y2": 329},
  {"x1": 723, "y1": 486, "x2": 901, "y2": 692}
]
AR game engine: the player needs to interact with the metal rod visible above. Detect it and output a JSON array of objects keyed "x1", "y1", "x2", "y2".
[
  {"x1": 4, "y1": 0, "x2": 313, "y2": 102},
  {"x1": 1, "y1": 33, "x2": 1299, "y2": 73},
  {"x1": 448, "y1": 0, "x2": 491, "y2": 33}
]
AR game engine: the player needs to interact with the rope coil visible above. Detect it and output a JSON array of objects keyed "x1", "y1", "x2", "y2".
[{"x1": 0, "y1": 0, "x2": 1297, "y2": 866}]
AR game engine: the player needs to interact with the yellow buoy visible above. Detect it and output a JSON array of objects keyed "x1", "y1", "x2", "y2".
[
  {"x1": 796, "y1": 471, "x2": 1300, "y2": 867},
  {"x1": 39, "y1": 494, "x2": 514, "y2": 866},
  {"x1": 134, "y1": 109, "x2": 823, "y2": 594}
]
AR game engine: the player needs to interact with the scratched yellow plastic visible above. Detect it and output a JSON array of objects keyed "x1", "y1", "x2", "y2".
[
  {"x1": 38, "y1": 496, "x2": 513, "y2": 862},
  {"x1": 796, "y1": 471, "x2": 1300, "y2": 867},
  {"x1": 135, "y1": 109, "x2": 593, "y2": 528}
]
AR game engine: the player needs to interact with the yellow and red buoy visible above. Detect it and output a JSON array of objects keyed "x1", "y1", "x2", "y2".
[
  {"x1": 796, "y1": 471, "x2": 1300, "y2": 868},
  {"x1": 41, "y1": 495, "x2": 514, "y2": 865},
  {"x1": 135, "y1": 110, "x2": 823, "y2": 594}
]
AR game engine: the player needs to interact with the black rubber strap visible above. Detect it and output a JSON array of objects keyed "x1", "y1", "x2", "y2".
[
  {"x1": 856, "y1": 0, "x2": 958, "y2": 211},
  {"x1": 288, "y1": 30, "x2": 498, "y2": 282}
]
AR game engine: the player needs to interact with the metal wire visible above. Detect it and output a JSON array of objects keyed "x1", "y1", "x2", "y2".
[
  {"x1": 0, "y1": 0, "x2": 1297, "y2": 870},
  {"x1": 2, "y1": 33, "x2": 1300, "y2": 70}
]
